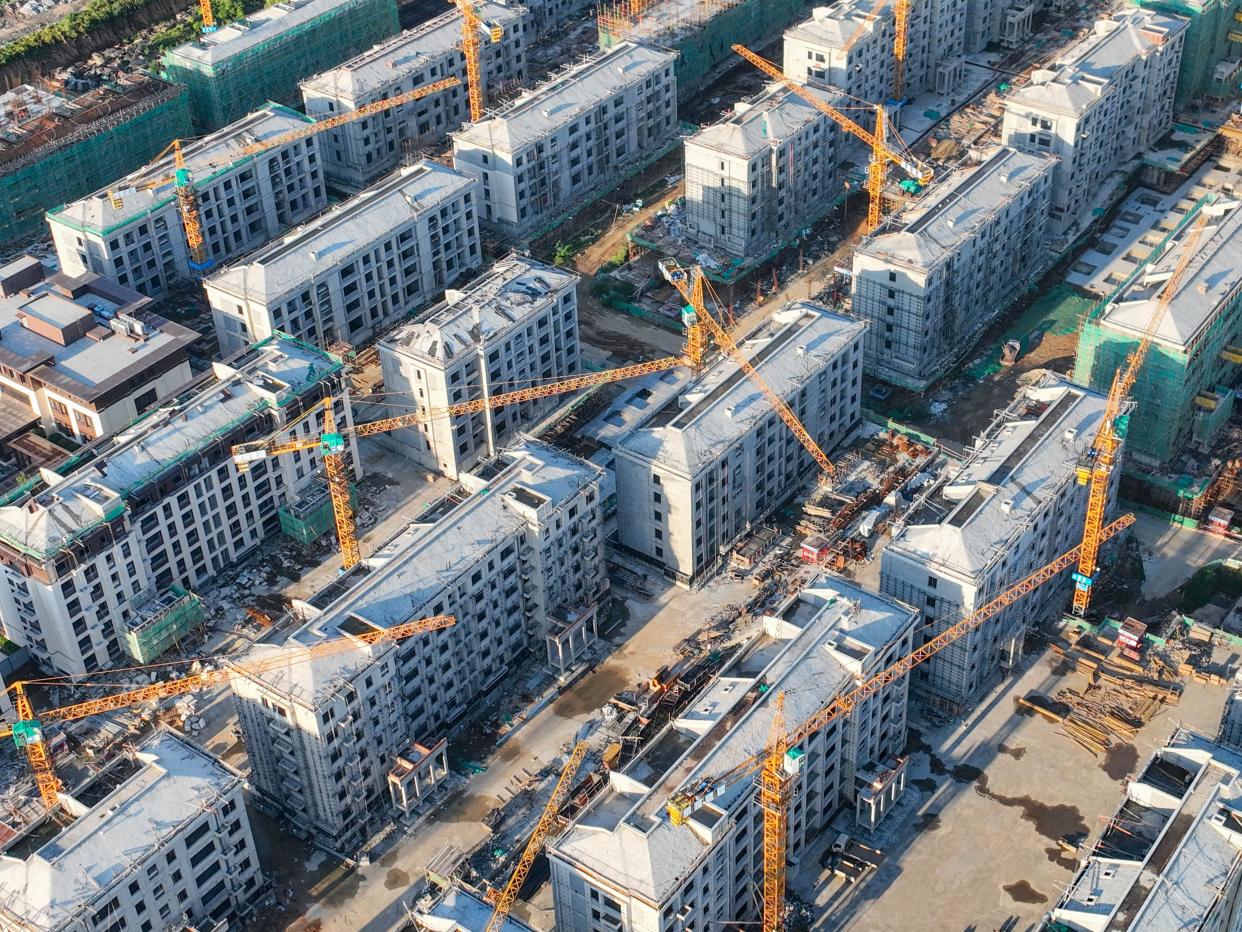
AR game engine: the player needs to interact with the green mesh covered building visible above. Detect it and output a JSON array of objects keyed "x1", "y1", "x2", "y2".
[
  {"x1": 1074, "y1": 196, "x2": 1242, "y2": 469},
  {"x1": 0, "y1": 76, "x2": 190, "y2": 247},
  {"x1": 1134, "y1": 0, "x2": 1242, "y2": 104},
  {"x1": 162, "y1": 0, "x2": 399, "y2": 130}
]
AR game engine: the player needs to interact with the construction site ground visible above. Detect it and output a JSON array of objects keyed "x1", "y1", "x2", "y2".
[
  {"x1": 276, "y1": 571, "x2": 754, "y2": 932},
  {"x1": 792, "y1": 640, "x2": 1233, "y2": 932}
]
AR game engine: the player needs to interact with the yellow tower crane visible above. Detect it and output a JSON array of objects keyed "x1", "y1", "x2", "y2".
[
  {"x1": 452, "y1": 0, "x2": 505, "y2": 122},
  {"x1": 732, "y1": 44, "x2": 932, "y2": 232},
  {"x1": 199, "y1": 0, "x2": 217, "y2": 32},
  {"x1": 5, "y1": 614, "x2": 456, "y2": 811},
  {"x1": 1071, "y1": 207, "x2": 1211, "y2": 616},
  {"x1": 667, "y1": 514, "x2": 1135, "y2": 930},
  {"x1": 892, "y1": 0, "x2": 911, "y2": 98},
  {"x1": 485, "y1": 741, "x2": 590, "y2": 931},
  {"x1": 658, "y1": 259, "x2": 837, "y2": 480},
  {"x1": 232, "y1": 348, "x2": 701, "y2": 571},
  {"x1": 132, "y1": 77, "x2": 460, "y2": 276}
]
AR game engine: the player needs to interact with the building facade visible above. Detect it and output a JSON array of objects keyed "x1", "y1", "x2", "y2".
[
  {"x1": 379, "y1": 255, "x2": 580, "y2": 478},
  {"x1": 1074, "y1": 197, "x2": 1242, "y2": 468},
  {"x1": 451, "y1": 42, "x2": 677, "y2": 239},
  {"x1": 880, "y1": 374, "x2": 1119, "y2": 711},
  {"x1": 683, "y1": 82, "x2": 846, "y2": 262},
  {"x1": 232, "y1": 441, "x2": 607, "y2": 852},
  {"x1": 0, "y1": 256, "x2": 198, "y2": 446},
  {"x1": 1047, "y1": 730, "x2": 1242, "y2": 932},
  {"x1": 0, "y1": 731, "x2": 262, "y2": 932},
  {"x1": 1001, "y1": 10, "x2": 1187, "y2": 241},
  {"x1": 1136, "y1": 0, "x2": 1242, "y2": 104},
  {"x1": 611, "y1": 302, "x2": 865, "y2": 585},
  {"x1": 161, "y1": 0, "x2": 400, "y2": 130},
  {"x1": 0, "y1": 335, "x2": 343, "y2": 677},
  {"x1": 549, "y1": 578, "x2": 917, "y2": 931},
  {"x1": 301, "y1": 2, "x2": 530, "y2": 191},
  {"x1": 0, "y1": 76, "x2": 191, "y2": 248},
  {"x1": 205, "y1": 161, "x2": 481, "y2": 356},
  {"x1": 783, "y1": 0, "x2": 967, "y2": 103},
  {"x1": 851, "y1": 146, "x2": 1056, "y2": 390},
  {"x1": 48, "y1": 104, "x2": 327, "y2": 300}
]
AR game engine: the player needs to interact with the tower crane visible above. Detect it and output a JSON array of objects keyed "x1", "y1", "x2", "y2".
[
  {"x1": 3, "y1": 615, "x2": 456, "y2": 811},
  {"x1": 485, "y1": 741, "x2": 590, "y2": 931},
  {"x1": 451, "y1": 0, "x2": 504, "y2": 122},
  {"x1": 1071, "y1": 207, "x2": 1211, "y2": 616},
  {"x1": 666, "y1": 514, "x2": 1136, "y2": 930},
  {"x1": 732, "y1": 44, "x2": 932, "y2": 232},
  {"x1": 892, "y1": 0, "x2": 911, "y2": 98},
  {"x1": 658, "y1": 259, "x2": 837, "y2": 480},
  {"x1": 232, "y1": 348, "x2": 700, "y2": 571},
  {"x1": 131, "y1": 77, "x2": 460, "y2": 275},
  {"x1": 199, "y1": 0, "x2": 217, "y2": 32}
]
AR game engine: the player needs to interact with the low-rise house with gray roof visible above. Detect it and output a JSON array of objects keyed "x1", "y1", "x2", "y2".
[
  {"x1": 610, "y1": 302, "x2": 864, "y2": 586},
  {"x1": 451, "y1": 42, "x2": 677, "y2": 239},
  {"x1": 205, "y1": 161, "x2": 481, "y2": 356},
  {"x1": 851, "y1": 146, "x2": 1056, "y2": 391},
  {"x1": 0, "y1": 256, "x2": 198, "y2": 449},
  {"x1": 0, "y1": 730, "x2": 262, "y2": 931},
  {"x1": 549, "y1": 577, "x2": 917, "y2": 931},
  {"x1": 378, "y1": 255, "x2": 580, "y2": 478},
  {"x1": 232, "y1": 440, "x2": 606, "y2": 851},
  {"x1": 0, "y1": 333, "x2": 343, "y2": 676},
  {"x1": 880, "y1": 373, "x2": 1117, "y2": 711}
]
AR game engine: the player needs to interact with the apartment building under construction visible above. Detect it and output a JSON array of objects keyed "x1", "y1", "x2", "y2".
[
  {"x1": 301, "y1": 1, "x2": 530, "y2": 190},
  {"x1": 852, "y1": 146, "x2": 1057, "y2": 390},
  {"x1": 549, "y1": 577, "x2": 917, "y2": 930},
  {"x1": 48, "y1": 104, "x2": 327, "y2": 300},
  {"x1": 232, "y1": 441, "x2": 607, "y2": 852},
  {"x1": 880, "y1": 374, "x2": 1118, "y2": 711}
]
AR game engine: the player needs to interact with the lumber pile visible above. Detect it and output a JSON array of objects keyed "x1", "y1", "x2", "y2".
[{"x1": 1022, "y1": 679, "x2": 1181, "y2": 756}]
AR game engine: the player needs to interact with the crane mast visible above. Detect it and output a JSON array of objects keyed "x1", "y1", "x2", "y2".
[
  {"x1": 452, "y1": 0, "x2": 503, "y2": 122},
  {"x1": 486, "y1": 741, "x2": 590, "y2": 931},
  {"x1": 1072, "y1": 208, "x2": 1210, "y2": 615}
]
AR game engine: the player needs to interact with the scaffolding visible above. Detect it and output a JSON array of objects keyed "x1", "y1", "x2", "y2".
[
  {"x1": 0, "y1": 76, "x2": 190, "y2": 245},
  {"x1": 279, "y1": 479, "x2": 358, "y2": 544},
  {"x1": 1074, "y1": 194, "x2": 1241, "y2": 467},
  {"x1": 122, "y1": 585, "x2": 205, "y2": 663},
  {"x1": 161, "y1": 0, "x2": 400, "y2": 130},
  {"x1": 1135, "y1": 0, "x2": 1242, "y2": 104}
]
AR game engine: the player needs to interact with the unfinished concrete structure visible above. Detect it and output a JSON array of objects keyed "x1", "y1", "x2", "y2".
[
  {"x1": 0, "y1": 731, "x2": 262, "y2": 931},
  {"x1": 232, "y1": 441, "x2": 606, "y2": 852},
  {"x1": 549, "y1": 577, "x2": 916, "y2": 931},
  {"x1": 611, "y1": 302, "x2": 864, "y2": 586},
  {"x1": 161, "y1": 0, "x2": 399, "y2": 130},
  {"x1": 881, "y1": 374, "x2": 1117, "y2": 711},
  {"x1": 0, "y1": 76, "x2": 191, "y2": 247},
  {"x1": 48, "y1": 104, "x2": 327, "y2": 300},
  {"x1": 0, "y1": 335, "x2": 342, "y2": 677},
  {"x1": 851, "y1": 146, "x2": 1057, "y2": 390},
  {"x1": 205, "y1": 161, "x2": 480, "y2": 356},
  {"x1": 379, "y1": 256, "x2": 579, "y2": 478},
  {"x1": 452, "y1": 42, "x2": 677, "y2": 239},
  {"x1": 783, "y1": 1, "x2": 966, "y2": 104},
  {"x1": 1001, "y1": 10, "x2": 1187, "y2": 241},
  {"x1": 1075, "y1": 198, "x2": 1242, "y2": 468},
  {"x1": 301, "y1": 2, "x2": 530, "y2": 190},
  {"x1": 683, "y1": 82, "x2": 846, "y2": 265},
  {"x1": 1047, "y1": 729, "x2": 1242, "y2": 931},
  {"x1": 0, "y1": 256, "x2": 197, "y2": 447}
]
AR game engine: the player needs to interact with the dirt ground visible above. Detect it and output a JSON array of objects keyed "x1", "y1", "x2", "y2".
[{"x1": 791, "y1": 643, "x2": 1234, "y2": 932}]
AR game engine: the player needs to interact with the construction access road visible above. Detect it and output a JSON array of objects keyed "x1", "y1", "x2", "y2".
[{"x1": 285, "y1": 572, "x2": 752, "y2": 932}]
